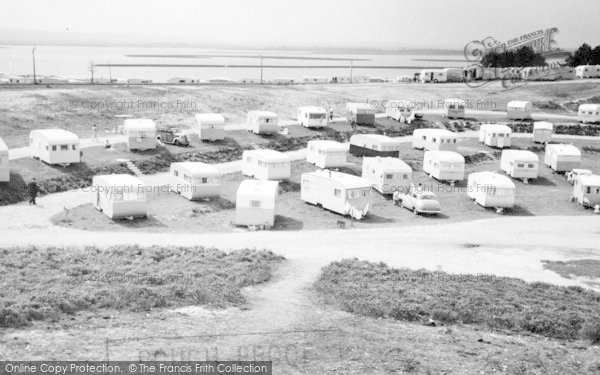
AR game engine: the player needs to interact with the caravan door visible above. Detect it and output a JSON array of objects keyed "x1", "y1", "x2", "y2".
[{"x1": 497, "y1": 134, "x2": 506, "y2": 148}]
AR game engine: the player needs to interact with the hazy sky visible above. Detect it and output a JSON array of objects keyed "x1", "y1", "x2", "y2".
[{"x1": 1, "y1": 0, "x2": 599, "y2": 49}]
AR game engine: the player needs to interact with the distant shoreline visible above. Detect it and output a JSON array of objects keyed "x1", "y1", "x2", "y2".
[{"x1": 0, "y1": 43, "x2": 464, "y2": 56}]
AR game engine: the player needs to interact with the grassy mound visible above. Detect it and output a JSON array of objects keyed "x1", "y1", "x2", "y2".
[
  {"x1": 0, "y1": 245, "x2": 284, "y2": 328},
  {"x1": 315, "y1": 259, "x2": 600, "y2": 342}
]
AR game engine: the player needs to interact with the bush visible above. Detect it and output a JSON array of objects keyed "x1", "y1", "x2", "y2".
[
  {"x1": 0, "y1": 246, "x2": 285, "y2": 327},
  {"x1": 581, "y1": 320, "x2": 600, "y2": 344},
  {"x1": 314, "y1": 259, "x2": 600, "y2": 341}
]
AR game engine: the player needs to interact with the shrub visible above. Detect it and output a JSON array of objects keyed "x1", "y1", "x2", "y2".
[
  {"x1": 315, "y1": 259, "x2": 600, "y2": 341},
  {"x1": 581, "y1": 320, "x2": 600, "y2": 344},
  {"x1": 0, "y1": 246, "x2": 284, "y2": 327}
]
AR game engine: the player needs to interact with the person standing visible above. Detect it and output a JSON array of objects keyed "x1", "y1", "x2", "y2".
[
  {"x1": 27, "y1": 178, "x2": 39, "y2": 205},
  {"x1": 92, "y1": 124, "x2": 98, "y2": 140},
  {"x1": 329, "y1": 106, "x2": 334, "y2": 122}
]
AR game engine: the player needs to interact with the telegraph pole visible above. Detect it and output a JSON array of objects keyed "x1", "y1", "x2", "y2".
[
  {"x1": 349, "y1": 60, "x2": 353, "y2": 83},
  {"x1": 32, "y1": 47, "x2": 37, "y2": 85},
  {"x1": 260, "y1": 55, "x2": 264, "y2": 85}
]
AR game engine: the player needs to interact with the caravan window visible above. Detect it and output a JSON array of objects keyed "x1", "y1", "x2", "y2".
[
  {"x1": 385, "y1": 173, "x2": 394, "y2": 180},
  {"x1": 517, "y1": 163, "x2": 524, "y2": 168},
  {"x1": 587, "y1": 187, "x2": 591, "y2": 194},
  {"x1": 403, "y1": 174, "x2": 409, "y2": 179},
  {"x1": 60, "y1": 145, "x2": 68, "y2": 151},
  {"x1": 72, "y1": 145, "x2": 77, "y2": 150},
  {"x1": 334, "y1": 189, "x2": 341, "y2": 197},
  {"x1": 173, "y1": 170, "x2": 179, "y2": 177},
  {"x1": 528, "y1": 163, "x2": 534, "y2": 168},
  {"x1": 52, "y1": 145, "x2": 57, "y2": 151}
]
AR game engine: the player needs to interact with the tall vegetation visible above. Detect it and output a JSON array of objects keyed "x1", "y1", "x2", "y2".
[
  {"x1": 481, "y1": 46, "x2": 546, "y2": 68},
  {"x1": 0, "y1": 246, "x2": 285, "y2": 328},
  {"x1": 566, "y1": 43, "x2": 600, "y2": 66},
  {"x1": 315, "y1": 259, "x2": 600, "y2": 342}
]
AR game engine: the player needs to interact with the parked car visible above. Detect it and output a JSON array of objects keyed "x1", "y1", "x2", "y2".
[
  {"x1": 393, "y1": 184, "x2": 442, "y2": 215},
  {"x1": 566, "y1": 168, "x2": 592, "y2": 185},
  {"x1": 157, "y1": 128, "x2": 189, "y2": 146}
]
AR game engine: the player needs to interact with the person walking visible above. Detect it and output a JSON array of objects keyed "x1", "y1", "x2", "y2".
[
  {"x1": 329, "y1": 106, "x2": 334, "y2": 122},
  {"x1": 27, "y1": 178, "x2": 39, "y2": 205}
]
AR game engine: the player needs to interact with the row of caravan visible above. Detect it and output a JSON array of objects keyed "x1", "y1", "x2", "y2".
[
  {"x1": 463, "y1": 65, "x2": 600, "y2": 82},
  {"x1": 92, "y1": 168, "x2": 280, "y2": 228}
]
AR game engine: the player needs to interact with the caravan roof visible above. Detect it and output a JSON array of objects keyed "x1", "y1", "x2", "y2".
[
  {"x1": 547, "y1": 144, "x2": 581, "y2": 156},
  {"x1": 30, "y1": 129, "x2": 79, "y2": 144},
  {"x1": 237, "y1": 180, "x2": 279, "y2": 200},
  {"x1": 481, "y1": 124, "x2": 512, "y2": 133},
  {"x1": 471, "y1": 171, "x2": 516, "y2": 189},
  {"x1": 507, "y1": 100, "x2": 531, "y2": 109},
  {"x1": 124, "y1": 119, "x2": 156, "y2": 132},
  {"x1": 94, "y1": 174, "x2": 145, "y2": 187},
  {"x1": 299, "y1": 106, "x2": 327, "y2": 113},
  {"x1": 425, "y1": 150, "x2": 465, "y2": 163},
  {"x1": 309, "y1": 170, "x2": 372, "y2": 189},
  {"x1": 195, "y1": 113, "x2": 225, "y2": 124},
  {"x1": 444, "y1": 98, "x2": 465, "y2": 105},
  {"x1": 414, "y1": 128, "x2": 457, "y2": 138},
  {"x1": 534, "y1": 121, "x2": 553, "y2": 130},
  {"x1": 367, "y1": 157, "x2": 412, "y2": 172},
  {"x1": 245, "y1": 149, "x2": 290, "y2": 162},
  {"x1": 248, "y1": 110, "x2": 278, "y2": 118},
  {"x1": 346, "y1": 102, "x2": 376, "y2": 112},
  {"x1": 172, "y1": 162, "x2": 220, "y2": 177},
  {"x1": 0, "y1": 137, "x2": 7, "y2": 155},
  {"x1": 502, "y1": 150, "x2": 538, "y2": 162},
  {"x1": 579, "y1": 104, "x2": 600, "y2": 111},
  {"x1": 578, "y1": 175, "x2": 600, "y2": 187},
  {"x1": 308, "y1": 140, "x2": 347, "y2": 152},
  {"x1": 351, "y1": 134, "x2": 401, "y2": 146}
]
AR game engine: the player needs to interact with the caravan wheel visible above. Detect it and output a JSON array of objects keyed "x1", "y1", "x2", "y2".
[{"x1": 412, "y1": 207, "x2": 419, "y2": 215}]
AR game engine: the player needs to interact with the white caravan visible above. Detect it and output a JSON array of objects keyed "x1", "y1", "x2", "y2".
[
  {"x1": 170, "y1": 162, "x2": 221, "y2": 200},
  {"x1": 420, "y1": 69, "x2": 446, "y2": 83},
  {"x1": 500, "y1": 150, "x2": 539, "y2": 183},
  {"x1": 92, "y1": 174, "x2": 147, "y2": 219},
  {"x1": 385, "y1": 100, "x2": 416, "y2": 123},
  {"x1": 444, "y1": 99, "x2": 466, "y2": 119},
  {"x1": 533, "y1": 122, "x2": 553, "y2": 144},
  {"x1": 573, "y1": 175, "x2": 600, "y2": 208},
  {"x1": 297, "y1": 106, "x2": 327, "y2": 128},
  {"x1": 578, "y1": 104, "x2": 600, "y2": 124},
  {"x1": 575, "y1": 65, "x2": 599, "y2": 79},
  {"x1": 478, "y1": 124, "x2": 512, "y2": 148},
  {"x1": 349, "y1": 134, "x2": 402, "y2": 157},
  {"x1": 29, "y1": 129, "x2": 81, "y2": 165},
  {"x1": 301, "y1": 170, "x2": 372, "y2": 220},
  {"x1": 467, "y1": 171, "x2": 516, "y2": 213},
  {"x1": 123, "y1": 119, "x2": 157, "y2": 151},
  {"x1": 345, "y1": 103, "x2": 377, "y2": 126},
  {"x1": 423, "y1": 151, "x2": 465, "y2": 184},
  {"x1": 544, "y1": 144, "x2": 582, "y2": 172},
  {"x1": 242, "y1": 149, "x2": 291, "y2": 180},
  {"x1": 246, "y1": 111, "x2": 279, "y2": 135},
  {"x1": 306, "y1": 140, "x2": 347, "y2": 169},
  {"x1": 362, "y1": 156, "x2": 412, "y2": 195},
  {"x1": 194, "y1": 113, "x2": 226, "y2": 141},
  {"x1": 506, "y1": 101, "x2": 532, "y2": 120},
  {"x1": 412, "y1": 129, "x2": 458, "y2": 151},
  {"x1": 0, "y1": 137, "x2": 8, "y2": 182},
  {"x1": 235, "y1": 180, "x2": 279, "y2": 228}
]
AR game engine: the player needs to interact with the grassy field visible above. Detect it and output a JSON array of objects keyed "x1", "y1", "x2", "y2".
[
  {"x1": 1, "y1": 81, "x2": 600, "y2": 147},
  {"x1": 314, "y1": 259, "x2": 600, "y2": 343},
  {"x1": 0, "y1": 245, "x2": 284, "y2": 328}
]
